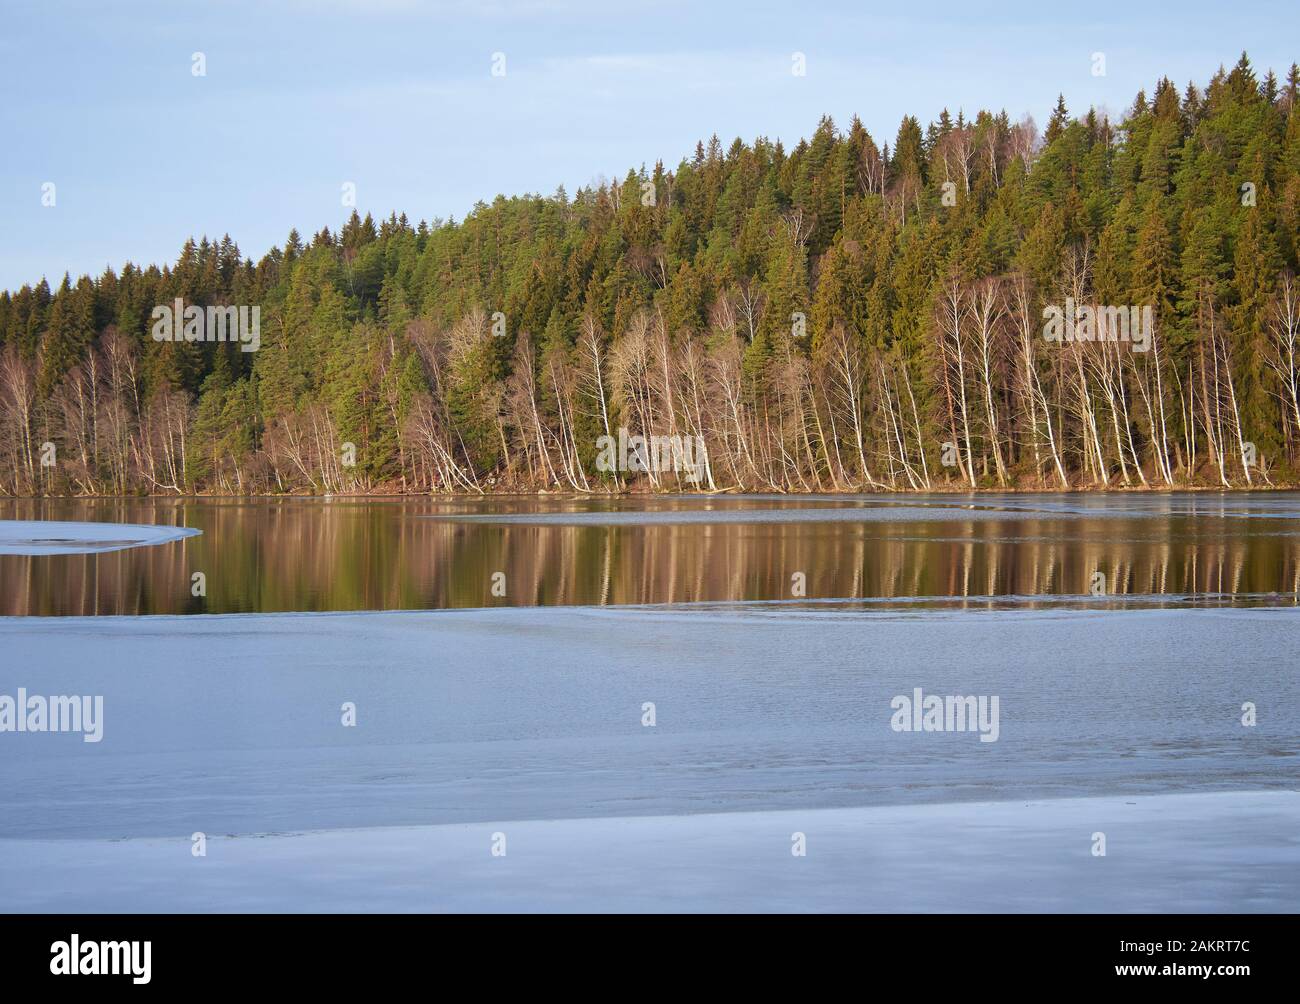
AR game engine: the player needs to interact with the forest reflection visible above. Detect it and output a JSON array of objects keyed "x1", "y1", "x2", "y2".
[{"x1": 2, "y1": 495, "x2": 1299, "y2": 615}]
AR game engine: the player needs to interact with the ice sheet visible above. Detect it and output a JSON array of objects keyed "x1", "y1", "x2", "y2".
[{"x1": 0, "y1": 519, "x2": 199, "y2": 555}]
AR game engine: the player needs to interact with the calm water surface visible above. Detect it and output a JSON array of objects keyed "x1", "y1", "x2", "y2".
[{"x1": 3, "y1": 492, "x2": 1300, "y2": 615}]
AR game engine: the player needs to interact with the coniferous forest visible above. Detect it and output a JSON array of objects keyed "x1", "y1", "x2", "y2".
[{"x1": 3, "y1": 54, "x2": 1299, "y2": 496}]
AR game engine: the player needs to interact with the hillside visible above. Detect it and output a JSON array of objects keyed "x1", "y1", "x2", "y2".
[{"x1": 2, "y1": 53, "x2": 1299, "y2": 495}]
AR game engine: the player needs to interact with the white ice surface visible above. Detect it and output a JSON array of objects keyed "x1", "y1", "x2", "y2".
[
  {"x1": 0, "y1": 519, "x2": 199, "y2": 555},
  {"x1": 2, "y1": 604, "x2": 1297, "y2": 912},
  {"x1": 2, "y1": 606, "x2": 1298, "y2": 840},
  {"x1": 2, "y1": 792, "x2": 1296, "y2": 912}
]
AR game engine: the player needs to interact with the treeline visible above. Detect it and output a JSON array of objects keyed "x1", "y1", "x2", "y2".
[{"x1": 2, "y1": 54, "x2": 1299, "y2": 496}]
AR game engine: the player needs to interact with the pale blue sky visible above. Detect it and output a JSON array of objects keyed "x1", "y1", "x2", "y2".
[{"x1": 1, "y1": 0, "x2": 1295, "y2": 290}]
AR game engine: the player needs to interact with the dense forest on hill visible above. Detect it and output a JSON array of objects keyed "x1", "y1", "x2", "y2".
[{"x1": 2, "y1": 54, "x2": 1299, "y2": 496}]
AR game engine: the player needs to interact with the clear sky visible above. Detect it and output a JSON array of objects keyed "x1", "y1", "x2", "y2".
[{"x1": 1, "y1": 0, "x2": 1295, "y2": 290}]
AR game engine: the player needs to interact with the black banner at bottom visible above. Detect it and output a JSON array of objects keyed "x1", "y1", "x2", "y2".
[{"x1": 0, "y1": 913, "x2": 1289, "y2": 988}]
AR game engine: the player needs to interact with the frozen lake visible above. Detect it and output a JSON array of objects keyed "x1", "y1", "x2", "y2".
[
  {"x1": 2, "y1": 603, "x2": 1297, "y2": 837},
  {"x1": 1, "y1": 495, "x2": 1298, "y2": 911}
]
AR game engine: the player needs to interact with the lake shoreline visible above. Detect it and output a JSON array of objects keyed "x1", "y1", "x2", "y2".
[{"x1": 4, "y1": 483, "x2": 1300, "y2": 501}]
